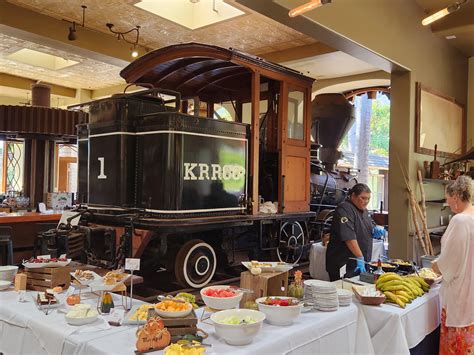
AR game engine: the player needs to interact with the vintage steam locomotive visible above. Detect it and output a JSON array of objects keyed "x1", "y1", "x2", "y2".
[
  {"x1": 66, "y1": 43, "x2": 315, "y2": 288},
  {"x1": 48, "y1": 43, "x2": 355, "y2": 290}
]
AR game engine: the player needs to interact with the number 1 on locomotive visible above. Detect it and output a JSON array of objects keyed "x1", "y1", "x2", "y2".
[{"x1": 98, "y1": 157, "x2": 107, "y2": 179}]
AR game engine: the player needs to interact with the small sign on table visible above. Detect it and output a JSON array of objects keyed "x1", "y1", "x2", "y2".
[{"x1": 125, "y1": 258, "x2": 140, "y2": 310}]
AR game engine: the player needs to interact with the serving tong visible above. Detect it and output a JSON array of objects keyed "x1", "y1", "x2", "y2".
[
  {"x1": 156, "y1": 295, "x2": 187, "y2": 303},
  {"x1": 228, "y1": 285, "x2": 254, "y2": 293}
]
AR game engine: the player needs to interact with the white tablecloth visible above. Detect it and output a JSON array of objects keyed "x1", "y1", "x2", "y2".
[
  {"x1": 355, "y1": 284, "x2": 441, "y2": 355},
  {"x1": 0, "y1": 289, "x2": 132, "y2": 355},
  {"x1": 1, "y1": 283, "x2": 438, "y2": 355},
  {"x1": 68, "y1": 304, "x2": 374, "y2": 355},
  {"x1": 1, "y1": 287, "x2": 374, "y2": 355},
  {"x1": 309, "y1": 239, "x2": 385, "y2": 280}
]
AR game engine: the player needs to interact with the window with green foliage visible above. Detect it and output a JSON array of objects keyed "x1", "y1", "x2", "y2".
[
  {"x1": 339, "y1": 95, "x2": 390, "y2": 156},
  {"x1": 370, "y1": 99, "x2": 390, "y2": 157}
]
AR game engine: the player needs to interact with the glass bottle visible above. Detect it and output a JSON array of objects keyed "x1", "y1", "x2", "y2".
[{"x1": 373, "y1": 259, "x2": 385, "y2": 282}]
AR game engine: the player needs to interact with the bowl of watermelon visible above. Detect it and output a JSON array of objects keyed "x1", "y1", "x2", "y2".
[
  {"x1": 200, "y1": 285, "x2": 243, "y2": 310},
  {"x1": 255, "y1": 296, "x2": 303, "y2": 326}
]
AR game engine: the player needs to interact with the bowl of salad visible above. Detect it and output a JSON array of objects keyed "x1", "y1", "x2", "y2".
[
  {"x1": 255, "y1": 296, "x2": 303, "y2": 326},
  {"x1": 200, "y1": 285, "x2": 243, "y2": 310},
  {"x1": 210, "y1": 309, "x2": 265, "y2": 345}
]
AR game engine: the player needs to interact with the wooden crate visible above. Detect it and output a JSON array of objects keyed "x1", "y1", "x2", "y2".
[
  {"x1": 240, "y1": 270, "x2": 288, "y2": 306},
  {"x1": 26, "y1": 266, "x2": 71, "y2": 291},
  {"x1": 148, "y1": 309, "x2": 198, "y2": 336}
]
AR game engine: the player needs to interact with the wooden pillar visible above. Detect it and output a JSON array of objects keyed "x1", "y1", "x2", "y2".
[
  {"x1": 388, "y1": 71, "x2": 413, "y2": 259},
  {"x1": 250, "y1": 71, "x2": 261, "y2": 214},
  {"x1": 22, "y1": 139, "x2": 32, "y2": 197},
  {"x1": 206, "y1": 102, "x2": 214, "y2": 119},
  {"x1": 24, "y1": 139, "x2": 55, "y2": 207},
  {"x1": 235, "y1": 100, "x2": 243, "y2": 123}
]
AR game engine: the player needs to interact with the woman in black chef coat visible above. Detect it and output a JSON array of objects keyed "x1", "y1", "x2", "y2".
[{"x1": 326, "y1": 183, "x2": 378, "y2": 281}]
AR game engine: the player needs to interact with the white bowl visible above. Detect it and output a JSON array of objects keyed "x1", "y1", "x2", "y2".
[
  {"x1": 256, "y1": 297, "x2": 303, "y2": 326},
  {"x1": 211, "y1": 309, "x2": 265, "y2": 346},
  {"x1": 65, "y1": 313, "x2": 99, "y2": 326},
  {"x1": 0, "y1": 265, "x2": 18, "y2": 283},
  {"x1": 0, "y1": 280, "x2": 11, "y2": 291},
  {"x1": 154, "y1": 302, "x2": 193, "y2": 318},
  {"x1": 200, "y1": 285, "x2": 243, "y2": 310}
]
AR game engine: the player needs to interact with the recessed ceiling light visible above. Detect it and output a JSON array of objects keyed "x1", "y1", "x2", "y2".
[
  {"x1": 445, "y1": 35, "x2": 456, "y2": 40},
  {"x1": 134, "y1": 0, "x2": 245, "y2": 30},
  {"x1": 7, "y1": 49, "x2": 79, "y2": 70}
]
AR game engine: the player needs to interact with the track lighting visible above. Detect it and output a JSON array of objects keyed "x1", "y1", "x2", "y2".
[
  {"x1": 422, "y1": 0, "x2": 469, "y2": 26},
  {"x1": 106, "y1": 23, "x2": 141, "y2": 58},
  {"x1": 288, "y1": 0, "x2": 331, "y2": 17}
]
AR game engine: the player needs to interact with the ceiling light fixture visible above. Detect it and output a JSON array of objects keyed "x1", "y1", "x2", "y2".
[
  {"x1": 288, "y1": 0, "x2": 331, "y2": 17},
  {"x1": 65, "y1": 5, "x2": 87, "y2": 41},
  {"x1": 422, "y1": 0, "x2": 469, "y2": 26},
  {"x1": 106, "y1": 23, "x2": 141, "y2": 58}
]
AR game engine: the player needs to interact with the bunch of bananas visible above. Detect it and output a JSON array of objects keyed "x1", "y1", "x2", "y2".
[{"x1": 375, "y1": 272, "x2": 430, "y2": 308}]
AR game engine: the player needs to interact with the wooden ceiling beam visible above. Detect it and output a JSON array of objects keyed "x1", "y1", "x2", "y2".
[
  {"x1": 0, "y1": 73, "x2": 76, "y2": 97},
  {"x1": 258, "y1": 42, "x2": 336, "y2": 63},
  {"x1": 431, "y1": 22, "x2": 474, "y2": 37}
]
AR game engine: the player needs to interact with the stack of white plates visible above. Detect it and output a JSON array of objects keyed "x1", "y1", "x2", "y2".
[
  {"x1": 304, "y1": 280, "x2": 339, "y2": 312},
  {"x1": 337, "y1": 288, "x2": 352, "y2": 306}
]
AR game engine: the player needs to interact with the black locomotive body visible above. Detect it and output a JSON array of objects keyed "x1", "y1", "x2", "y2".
[
  {"x1": 79, "y1": 91, "x2": 248, "y2": 216},
  {"x1": 69, "y1": 43, "x2": 320, "y2": 289}
]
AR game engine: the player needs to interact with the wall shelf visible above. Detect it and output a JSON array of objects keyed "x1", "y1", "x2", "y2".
[{"x1": 422, "y1": 178, "x2": 450, "y2": 185}]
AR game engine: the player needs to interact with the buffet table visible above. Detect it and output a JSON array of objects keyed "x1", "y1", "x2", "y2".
[
  {"x1": 0, "y1": 282, "x2": 440, "y2": 355},
  {"x1": 354, "y1": 284, "x2": 441, "y2": 355},
  {"x1": 0, "y1": 290, "x2": 130, "y2": 355},
  {"x1": 0, "y1": 288, "x2": 375, "y2": 355},
  {"x1": 65, "y1": 304, "x2": 374, "y2": 355}
]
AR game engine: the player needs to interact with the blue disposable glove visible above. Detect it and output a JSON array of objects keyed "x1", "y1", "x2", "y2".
[
  {"x1": 372, "y1": 226, "x2": 386, "y2": 239},
  {"x1": 354, "y1": 256, "x2": 367, "y2": 273}
]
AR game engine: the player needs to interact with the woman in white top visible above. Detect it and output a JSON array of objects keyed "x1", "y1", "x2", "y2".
[{"x1": 432, "y1": 175, "x2": 473, "y2": 355}]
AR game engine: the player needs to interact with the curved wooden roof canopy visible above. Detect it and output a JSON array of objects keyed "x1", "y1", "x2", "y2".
[{"x1": 120, "y1": 43, "x2": 314, "y2": 103}]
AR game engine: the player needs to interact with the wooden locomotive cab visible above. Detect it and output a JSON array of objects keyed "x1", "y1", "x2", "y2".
[{"x1": 78, "y1": 43, "x2": 316, "y2": 289}]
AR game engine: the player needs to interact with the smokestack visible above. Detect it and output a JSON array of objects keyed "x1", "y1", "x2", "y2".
[
  {"x1": 312, "y1": 93, "x2": 355, "y2": 170},
  {"x1": 31, "y1": 83, "x2": 51, "y2": 107}
]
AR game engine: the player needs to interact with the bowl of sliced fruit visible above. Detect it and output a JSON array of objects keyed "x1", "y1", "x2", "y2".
[
  {"x1": 154, "y1": 299, "x2": 193, "y2": 318},
  {"x1": 211, "y1": 309, "x2": 265, "y2": 345},
  {"x1": 418, "y1": 268, "x2": 442, "y2": 285},
  {"x1": 200, "y1": 285, "x2": 243, "y2": 310},
  {"x1": 255, "y1": 296, "x2": 303, "y2": 326}
]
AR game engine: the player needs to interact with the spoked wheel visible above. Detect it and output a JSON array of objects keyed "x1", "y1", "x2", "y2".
[
  {"x1": 175, "y1": 239, "x2": 217, "y2": 288},
  {"x1": 313, "y1": 209, "x2": 334, "y2": 241},
  {"x1": 277, "y1": 221, "x2": 305, "y2": 264}
]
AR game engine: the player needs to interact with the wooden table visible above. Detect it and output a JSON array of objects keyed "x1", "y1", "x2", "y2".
[{"x1": 0, "y1": 212, "x2": 61, "y2": 264}]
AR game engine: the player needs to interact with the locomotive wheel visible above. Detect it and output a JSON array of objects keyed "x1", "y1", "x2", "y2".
[
  {"x1": 175, "y1": 239, "x2": 217, "y2": 288},
  {"x1": 277, "y1": 221, "x2": 305, "y2": 264}
]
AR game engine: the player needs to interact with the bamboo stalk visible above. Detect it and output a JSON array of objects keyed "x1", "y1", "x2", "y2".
[
  {"x1": 417, "y1": 170, "x2": 428, "y2": 220},
  {"x1": 414, "y1": 199, "x2": 433, "y2": 255},
  {"x1": 417, "y1": 170, "x2": 433, "y2": 255},
  {"x1": 397, "y1": 156, "x2": 428, "y2": 255},
  {"x1": 409, "y1": 193, "x2": 428, "y2": 255}
]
